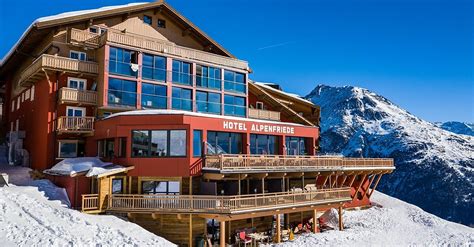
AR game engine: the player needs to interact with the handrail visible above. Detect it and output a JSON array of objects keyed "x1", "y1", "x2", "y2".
[
  {"x1": 107, "y1": 188, "x2": 352, "y2": 213},
  {"x1": 204, "y1": 154, "x2": 395, "y2": 170},
  {"x1": 248, "y1": 108, "x2": 281, "y2": 121},
  {"x1": 81, "y1": 194, "x2": 99, "y2": 212},
  {"x1": 57, "y1": 116, "x2": 95, "y2": 132},
  {"x1": 58, "y1": 87, "x2": 97, "y2": 105}
]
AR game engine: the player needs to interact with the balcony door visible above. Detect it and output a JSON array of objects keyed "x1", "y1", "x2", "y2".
[
  {"x1": 67, "y1": 77, "x2": 86, "y2": 90},
  {"x1": 66, "y1": 106, "x2": 85, "y2": 117}
]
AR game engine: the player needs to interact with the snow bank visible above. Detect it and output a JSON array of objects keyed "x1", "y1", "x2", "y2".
[
  {"x1": 276, "y1": 192, "x2": 474, "y2": 246},
  {"x1": 0, "y1": 185, "x2": 173, "y2": 246}
]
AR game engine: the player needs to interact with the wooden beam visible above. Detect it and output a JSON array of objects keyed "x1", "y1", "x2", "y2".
[
  {"x1": 338, "y1": 206, "x2": 344, "y2": 231},
  {"x1": 331, "y1": 174, "x2": 339, "y2": 188},
  {"x1": 203, "y1": 173, "x2": 225, "y2": 180},
  {"x1": 321, "y1": 175, "x2": 329, "y2": 189},
  {"x1": 348, "y1": 174, "x2": 358, "y2": 187},
  {"x1": 362, "y1": 174, "x2": 378, "y2": 198},
  {"x1": 276, "y1": 214, "x2": 281, "y2": 243},
  {"x1": 368, "y1": 174, "x2": 384, "y2": 197},
  {"x1": 339, "y1": 174, "x2": 348, "y2": 187},
  {"x1": 313, "y1": 209, "x2": 318, "y2": 233},
  {"x1": 220, "y1": 220, "x2": 226, "y2": 247},
  {"x1": 354, "y1": 174, "x2": 368, "y2": 198},
  {"x1": 189, "y1": 214, "x2": 193, "y2": 247}
]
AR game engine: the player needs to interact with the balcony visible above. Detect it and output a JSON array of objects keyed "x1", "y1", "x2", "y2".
[
  {"x1": 68, "y1": 28, "x2": 101, "y2": 48},
  {"x1": 19, "y1": 54, "x2": 99, "y2": 86},
  {"x1": 248, "y1": 108, "x2": 281, "y2": 121},
  {"x1": 102, "y1": 28, "x2": 248, "y2": 70},
  {"x1": 204, "y1": 154, "x2": 395, "y2": 173},
  {"x1": 58, "y1": 87, "x2": 98, "y2": 105},
  {"x1": 56, "y1": 116, "x2": 95, "y2": 134},
  {"x1": 104, "y1": 188, "x2": 352, "y2": 214}
]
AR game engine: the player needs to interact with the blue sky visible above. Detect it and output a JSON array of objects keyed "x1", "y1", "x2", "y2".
[{"x1": 1, "y1": 0, "x2": 472, "y2": 122}]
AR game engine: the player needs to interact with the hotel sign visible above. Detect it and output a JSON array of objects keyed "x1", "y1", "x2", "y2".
[{"x1": 223, "y1": 121, "x2": 295, "y2": 134}]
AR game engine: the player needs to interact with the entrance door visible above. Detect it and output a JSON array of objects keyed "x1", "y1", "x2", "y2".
[{"x1": 67, "y1": 77, "x2": 86, "y2": 90}]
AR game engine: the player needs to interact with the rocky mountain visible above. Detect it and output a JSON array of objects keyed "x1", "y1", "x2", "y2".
[
  {"x1": 306, "y1": 85, "x2": 474, "y2": 226},
  {"x1": 435, "y1": 121, "x2": 474, "y2": 136}
]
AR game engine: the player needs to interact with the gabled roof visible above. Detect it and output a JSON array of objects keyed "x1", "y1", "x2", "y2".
[{"x1": 0, "y1": 1, "x2": 236, "y2": 74}]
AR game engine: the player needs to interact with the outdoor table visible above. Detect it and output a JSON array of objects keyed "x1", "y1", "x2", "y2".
[{"x1": 248, "y1": 232, "x2": 268, "y2": 246}]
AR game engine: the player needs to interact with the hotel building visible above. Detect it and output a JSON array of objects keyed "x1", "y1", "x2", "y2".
[{"x1": 0, "y1": 1, "x2": 394, "y2": 246}]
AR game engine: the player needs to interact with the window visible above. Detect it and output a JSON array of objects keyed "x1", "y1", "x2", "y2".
[
  {"x1": 143, "y1": 15, "x2": 152, "y2": 25},
  {"x1": 97, "y1": 139, "x2": 114, "y2": 159},
  {"x1": 109, "y1": 47, "x2": 138, "y2": 77},
  {"x1": 207, "y1": 131, "x2": 242, "y2": 154},
  {"x1": 256, "y1": 102, "x2": 264, "y2": 110},
  {"x1": 157, "y1": 19, "x2": 166, "y2": 28},
  {"x1": 193, "y1": 130, "x2": 202, "y2": 157},
  {"x1": 224, "y1": 70, "x2": 245, "y2": 93},
  {"x1": 58, "y1": 140, "x2": 85, "y2": 158},
  {"x1": 16, "y1": 98, "x2": 20, "y2": 110},
  {"x1": 142, "y1": 54, "x2": 166, "y2": 81},
  {"x1": 285, "y1": 137, "x2": 307, "y2": 155},
  {"x1": 142, "y1": 181, "x2": 180, "y2": 195},
  {"x1": 224, "y1": 95, "x2": 246, "y2": 117},
  {"x1": 196, "y1": 91, "x2": 221, "y2": 114},
  {"x1": 172, "y1": 87, "x2": 192, "y2": 111},
  {"x1": 25, "y1": 89, "x2": 30, "y2": 100},
  {"x1": 89, "y1": 26, "x2": 107, "y2": 34},
  {"x1": 141, "y1": 83, "x2": 167, "y2": 109},
  {"x1": 31, "y1": 86, "x2": 35, "y2": 101},
  {"x1": 70, "y1": 50, "x2": 87, "y2": 61},
  {"x1": 172, "y1": 60, "x2": 192, "y2": 85},
  {"x1": 250, "y1": 134, "x2": 279, "y2": 155},
  {"x1": 131, "y1": 130, "x2": 187, "y2": 157},
  {"x1": 118, "y1": 137, "x2": 127, "y2": 158},
  {"x1": 108, "y1": 78, "x2": 137, "y2": 107},
  {"x1": 196, "y1": 65, "x2": 221, "y2": 90},
  {"x1": 11, "y1": 100, "x2": 14, "y2": 112},
  {"x1": 67, "y1": 77, "x2": 86, "y2": 90},
  {"x1": 66, "y1": 106, "x2": 85, "y2": 117},
  {"x1": 112, "y1": 178, "x2": 124, "y2": 194}
]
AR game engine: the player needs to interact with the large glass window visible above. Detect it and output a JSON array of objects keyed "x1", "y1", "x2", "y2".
[
  {"x1": 224, "y1": 95, "x2": 246, "y2": 117},
  {"x1": 132, "y1": 130, "x2": 187, "y2": 157},
  {"x1": 132, "y1": 130, "x2": 150, "y2": 157},
  {"x1": 142, "y1": 181, "x2": 180, "y2": 195},
  {"x1": 250, "y1": 134, "x2": 279, "y2": 155},
  {"x1": 285, "y1": 137, "x2": 308, "y2": 155},
  {"x1": 224, "y1": 70, "x2": 245, "y2": 93},
  {"x1": 207, "y1": 131, "x2": 242, "y2": 154},
  {"x1": 108, "y1": 78, "x2": 137, "y2": 107},
  {"x1": 196, "y1": 65, "x2": 221, "y2": 90},
  {"x1": 109, "y1": 47, "x2": 138, "y2": 77},
  {"x1": 142, "y1": 54, "x2": 166, "y2": 81},
  {"x1": 141, "y1": 83, "x2": 167, "y2": 109},
  {"x1": 196, "y1": 91, "x2": 221, "y2": 114},
  {"x1": 172, "y1": 60, "x2": 192, "y2": 85},
  {"x1": 193, "y1": 130, "x2": 202, "y2": 157},
  {"x1": 172, "y1": 87, "x2": 192, "y2": 111}
]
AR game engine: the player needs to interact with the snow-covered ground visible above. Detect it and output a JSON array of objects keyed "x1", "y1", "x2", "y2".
[
  {"x1": 0, "y1": 146, "x2": 174, "y2": 247},
  {"x1": 276, "y1": 192, "x2": 474, "y2": 246}
]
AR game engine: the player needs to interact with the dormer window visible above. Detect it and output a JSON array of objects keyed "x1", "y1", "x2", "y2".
[
  {"x1": 70, "y1": 50, "x2": 87, "y2": 61},
  {"x1": 143, "y1": 15, "x2": 152, "y2": 25},
  {"x1": 157, "y1": 19, "x2": 166, "y2": 28},
  {"x1": 89, "y1": 26, "x2": 107, "y2": 34}
]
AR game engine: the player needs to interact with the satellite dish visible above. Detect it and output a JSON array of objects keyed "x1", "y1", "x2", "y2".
[{"x1": 131, "y1": 63, "x2": 139, "y2": 72}]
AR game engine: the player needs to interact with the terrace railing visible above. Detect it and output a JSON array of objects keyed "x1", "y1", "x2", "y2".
[
  {"x1": 57, "y1": 116, "x2": 95, "y2": 134},
  {"x1": 204, "y1": 154, "x2": 394, "y2": 171},
  {"x1": 58, "y1": 87, "x2": 98, "y2": 105},
  {"x1": 81, "y1": 194, "x2": 99, "y2": 212},
  {"x1": 107, "y1": 188, "x2": 352, "y2": 214},
  {"x1": 248, "y1": 108, "x2": 281, "y2": 121}
]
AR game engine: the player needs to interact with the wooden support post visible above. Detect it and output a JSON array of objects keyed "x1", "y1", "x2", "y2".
[
  {"x1": 189, "y1": 177, "x2": 193, "y2": 195},
  {"x1": 262, "y1": 177, "x2": 265, "y2": 194},
  {"x1": 322, "y1": 175, "x2": 329, "y2": 189},
  {"x1": 355, "y1": 174, "x2": 367, "y2": 197},
  {"x1": 128, "y1": 176, "x2": 132, "y2": 193},
  {"x1": 276, "y1": 214, "x2": 281, "y2": 243},
  {"x1": 238, "y1": 175, "x2": 241, "y2": 195},
  {"x1": 369, "y1": 174, "x2": 383, "y2": 197},
  {"x1": 338, "y1": 206, "x2": 343, "y2": 231},
  {"x1": 189, "y1": 214, "x2": 193, "y2": 247},
  {"x1": 363, "y1": 174, "x2": 377, "y2": 198},
  {"x1": 348, "y1": 174, "x2": 358, "y2": 187},
  {"x1": 220, "y1": 220, "x2": 226, "y2": 247},
  {"x1": 301, "y1": 174, "x2": 305, "y2": 189},
  {"x1": 340, "y1": 174, "x2": 348, "y2": 187},
  {"x1": 313, "y1": 209, "x2": 318, "y2": 233},
  {"x1": 332, "y1": 174, "x2": 338, "y2": 187},
  {"x1": 246, "y1": 179, "x2": 250, "y2": 194}
]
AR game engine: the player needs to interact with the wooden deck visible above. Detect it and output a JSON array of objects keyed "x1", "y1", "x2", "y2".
[
  {"x1": 101, "y1": 188, "x2": 351, "y2": 215},
  {"x1": 19, "y1": 54, "x2": 98, "y2": 86},
  {"x1": 204, "y1": 154, "x2": 395, "y2": 173}
]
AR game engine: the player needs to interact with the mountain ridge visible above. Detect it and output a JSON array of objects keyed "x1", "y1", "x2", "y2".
[{"x1": 305, "y1": 84, "x2": 474, "y2": 226}]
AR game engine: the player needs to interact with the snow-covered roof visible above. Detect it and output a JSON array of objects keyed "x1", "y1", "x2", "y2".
[
  {"x1": 0, "y1": 3, "x2": 148, "y2": 67},
  {"x1": 104, "y1": 109, "x2": 311, "y2": 127},
  {"x1": 43, "y1": 157, "x2": 131, "y2": 177},
  {"x1": 253, "y1": 82, "x2": 315, "y2": 105}
]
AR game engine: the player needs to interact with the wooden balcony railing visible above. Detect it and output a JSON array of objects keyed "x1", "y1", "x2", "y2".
[
  {"x1": 19, "y1": 54, "x2": 99, "y2": 85},
  {"x1": 101, "y1": 28, "x2": 248, "y2": 70},
  {"x1": 68, "y1": 28, "x2": 101, "y2": 47},
  {"x1": 81, "y1": 194, "x2": 99, "y2": 212},
  {"x1": 204, "y1": 154, "x2": 394, "y2": 171},
  {"x1": 106, "y1": 188, "x2": 352, "y2": 214},
  {"x1": 57, "y1": 116, "x2": 94, "y2": 134},
  {"x1": 58, "y1": 87, "x2": 98, "y2": 105},
  {"x1": 248, "y1": 108, "x2": 281, "y2": 121}
]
